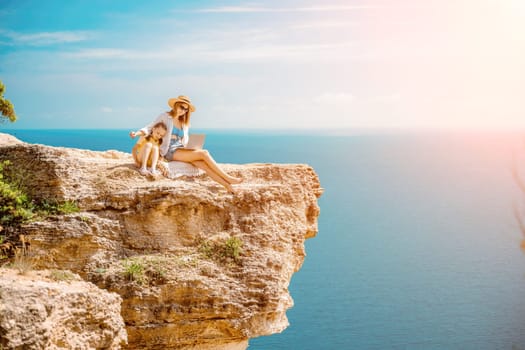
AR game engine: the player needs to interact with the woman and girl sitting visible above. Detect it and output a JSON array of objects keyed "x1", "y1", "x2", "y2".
[{"x1": 130, "y1": 95, "x2": 242, "y2": 193}]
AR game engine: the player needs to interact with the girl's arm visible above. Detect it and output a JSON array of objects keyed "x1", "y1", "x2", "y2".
[{"x1": 129, "y1": 130, "x2": 145, "y2": 138}]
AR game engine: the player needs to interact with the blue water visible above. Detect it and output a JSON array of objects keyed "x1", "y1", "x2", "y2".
[{"x1": 5, "y1": 129, "x2": 525, "y2": 349}]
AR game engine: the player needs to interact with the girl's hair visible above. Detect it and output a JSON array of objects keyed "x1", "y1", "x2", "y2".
[
  {"x1": 168, "y1": 101, "x2": 192, "y2": 127},
  {"x1": 145, "y1": 122, "x2": 167, "y2": 145}
]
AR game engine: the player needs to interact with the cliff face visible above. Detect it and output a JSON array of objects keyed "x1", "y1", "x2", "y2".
[
  {"x1": 0, "y1": 269, "x2": 127, "y2": 349},
  {"x1": 0, "y1": 133, "x2": 322, "y2": 349}
]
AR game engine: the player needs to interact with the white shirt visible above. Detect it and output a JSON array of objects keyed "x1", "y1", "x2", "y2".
[{"x1": 140, "y1": 112, "x2": 188, "y2": 156}]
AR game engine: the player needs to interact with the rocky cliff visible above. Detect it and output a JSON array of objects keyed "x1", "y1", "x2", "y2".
[
  {"x1": 0, "y1": 269, "x2": 127, "y2": 349},
  {"x1": 0, "y1": 133, "x2": 322, "y2": 349}
]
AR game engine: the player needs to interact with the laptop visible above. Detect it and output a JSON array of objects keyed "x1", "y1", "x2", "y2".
[{"x1": 183, "y1": 134, "x2": 206, "y2": 150}]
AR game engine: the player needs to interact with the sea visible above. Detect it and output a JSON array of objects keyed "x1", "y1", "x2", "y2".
[{"x1": 4, "y1": 128, "x2": 525, "y2": 350}]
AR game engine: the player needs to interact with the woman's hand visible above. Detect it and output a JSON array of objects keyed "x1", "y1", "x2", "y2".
[{"x1": 129, "y1": 131, "x2": 142, "y2": 138}]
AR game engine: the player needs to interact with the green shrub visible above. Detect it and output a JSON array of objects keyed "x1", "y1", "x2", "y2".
[
  {"x1": 122, "y1": 259, "x2": 145, "y2": 283},
  {"x1": 199, "y1": 236, "x2": 243, "y2": 264},
  {"x1": 57, "y1": 201, "x2": 80, "y2": 214},
  {"x1": 0, "y1": 160, "x2": 81, "y2": 227},
  {"x1": 36, "y1": 199, "x2": 79, "y2": 216},
  {"x1": 0, "y1": 161, "x2": 34, "y2": 226},
  {"x1": 0, "y1": 235, "x2": 7, "y2": 260},
  {"x1": 0, "y1": 80, "x2": 17, "y2": 123},
  {"x1": 223, "y1": 237, "x2": 243, "y2": 260},
  {"x1": 199, "y1": 240, "x2": 214, "y2": 259},
  {"x1": 0, "y1": 160, "x2": 83, "y2": 265}
]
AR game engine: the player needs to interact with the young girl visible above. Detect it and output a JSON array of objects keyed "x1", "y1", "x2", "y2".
[
  {"x1": 131, "y1": 121, "x2": 167, "y2": 177},
  {"x1": 130, "y1": 95, "x2": 242, "y2": 193}
]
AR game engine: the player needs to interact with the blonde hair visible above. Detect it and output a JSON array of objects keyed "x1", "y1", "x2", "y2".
[
  {"x1": 146, "y1": 122, "x2": 167, "y2": 145},
  {"x1": 168, "y1": 101, "x2": 192, "y2": 127}
]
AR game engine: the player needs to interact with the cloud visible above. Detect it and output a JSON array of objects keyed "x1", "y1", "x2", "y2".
[
  {"x1": 0, "y1": 30, "x2": 92, "y2": 46},
  {"x1": 195, "y1": 5, "x2": 378, "y2": 13},
  {"x1": 201, "y1": 42, "x2": 355, "y2": 61},
  {"x1": 101, "y1": 107, "x2": 113, "y2": 113},
  {"x1": 62, "y1": 41, "x2": 355, "y2": 63},
  {"x1": 313, "y1": 93, "x2": 356, "y2": 105},
  {"x1": 64, "y1": 48, "x2": 132, "y2": 59},
  {"x1": 290, "y1": 21, "x2": 359, "y2": 30}
]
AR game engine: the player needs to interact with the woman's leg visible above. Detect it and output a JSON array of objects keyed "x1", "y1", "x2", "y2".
[
  {"x1": 191, "y1": 160, "x2": 234, "y2": 193},
  {"x1": 171, "y1": 149, "x2": 242, "y2": 184}
]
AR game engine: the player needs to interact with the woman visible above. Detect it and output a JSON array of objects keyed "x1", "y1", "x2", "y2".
[{"x1": 130, "y1": 95, "x2": 242, "y2": 193}]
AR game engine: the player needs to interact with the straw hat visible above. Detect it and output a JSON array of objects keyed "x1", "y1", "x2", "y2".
[{"x1": 168, "y1": 95, "x2": 195, "y2": 112}]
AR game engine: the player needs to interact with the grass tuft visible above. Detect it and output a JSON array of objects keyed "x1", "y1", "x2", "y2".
[
  {"x1": 199, "y1": 236, "x2": 243, "y2": 264},
  {"x1": 8, "y1": 235, "x2": 33, "y2": 275},
  {"x1": 122, "y1": 259, "x2": 145, "y2": 284}
]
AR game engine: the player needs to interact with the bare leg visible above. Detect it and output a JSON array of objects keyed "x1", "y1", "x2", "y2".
[
  {"x1": 137, "y1": 143, "x2": 153, "y2": 175},
  {"x1": 171, "y1": 149, "x2": 242, "y2": 184},
  {"x1": 132, "y1": 144, "x2": 140, "y2": 167},
  {"x1": 149, "y1": 145, "x2": 160, "y2": 174},
  {"x1": 192, "y1": 160, "x2": 233, "y2": 193},
  {"x1": 140, "y1": 143, "x2": 153, "y2": 168}
]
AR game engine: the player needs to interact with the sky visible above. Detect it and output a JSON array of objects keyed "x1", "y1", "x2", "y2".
[{"x1": 0, "y1": 0, "x2": 524, "y2": 130}]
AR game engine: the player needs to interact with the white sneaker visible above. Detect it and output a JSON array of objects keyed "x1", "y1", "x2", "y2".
[{"x1": 139, "y1": 168, "x2": 150, "y2": 176}]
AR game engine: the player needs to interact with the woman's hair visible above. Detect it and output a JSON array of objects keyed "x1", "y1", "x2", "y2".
[
  {"x1": 145, "y1": 122, "x2": 167, "y2": 145},
  {"x1": 168, "y1": 101, "x2": 192, "y2": 127}
]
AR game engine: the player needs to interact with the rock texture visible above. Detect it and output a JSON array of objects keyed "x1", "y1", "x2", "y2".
[
  {"x1": 0, "y1": 269, "x2": 127, "y2": 349},
  {"x1": 0, "y1": 133, "x2": 322, "y2": 349}
]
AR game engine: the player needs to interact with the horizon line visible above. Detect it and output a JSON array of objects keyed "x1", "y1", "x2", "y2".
[{"x1": 3, "y1": 126, "x2": 525, "y2": 133}]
